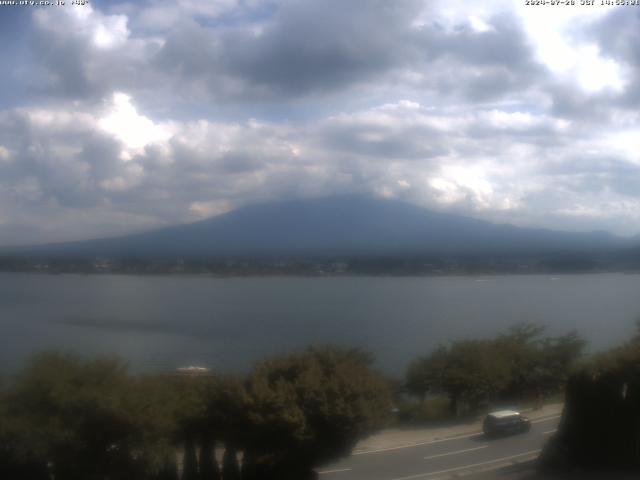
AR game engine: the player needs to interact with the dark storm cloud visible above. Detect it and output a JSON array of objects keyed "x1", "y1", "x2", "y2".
[
  {"x1": 215, "y1": 0, "x2": 422, "y2": 96},
  {"x1": 28, "y1": 0, "x2": 543, "y2": 106},
  {"x1": 159, "y1": 3, "x2": 541, "y2": 103}
]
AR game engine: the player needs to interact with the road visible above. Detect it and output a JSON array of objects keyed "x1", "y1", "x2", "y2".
[{"x1": 316, "y1": 414, "x2": 560, "y2": 480}]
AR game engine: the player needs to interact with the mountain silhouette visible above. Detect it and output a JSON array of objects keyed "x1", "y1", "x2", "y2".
[{"x1": 10, "y1": 196, "x2": 632, "y2": 259}]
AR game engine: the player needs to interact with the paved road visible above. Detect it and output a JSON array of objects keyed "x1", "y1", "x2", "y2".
[{"x1": 317, "y1": 414, "x2": 561, "y2": 480}]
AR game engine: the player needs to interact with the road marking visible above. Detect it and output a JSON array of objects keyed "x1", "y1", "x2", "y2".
[
  {"x1": 352, "y1": 414, "x2": 561, "y2": 456},
  {"x1": 352, "y1": 431, "x2": 483, "y2": 456},
  {"x1": 390, "y1": 449, "x2": 541, "y2": 480},
  {"x1": 353, "y1": 413, "x2": 561, "y2": 456},
  {"x1": 424, "y1": 445, "x2": 488, "y2": 460},
  {"x1": 543, "y1": 429, "x2": 557, "y2": 435},
  {"x1": 531, "y1": 414, "x2": 561, "y2": 424},
  {"x1": 317, "y1": 468, "x2": 352, "y2": 475}
]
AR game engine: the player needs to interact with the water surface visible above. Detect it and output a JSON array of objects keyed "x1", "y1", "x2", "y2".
[{"x1": 1, "y1": 273, "x2": 638, "y2": 376}]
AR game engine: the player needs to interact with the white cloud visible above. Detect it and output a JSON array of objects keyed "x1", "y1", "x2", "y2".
[
  {"x1": 574, "y1": 45, "x2": 626, "y2": 93},
  {"x1": 98, "y1": 92, "x2": 175, "y2": 157},
  {"x1": 36, "y1": 4, "x2": 130, "y2": 49},
  {"x1": 0, "y1": 146, "x2": 11, "y2": 163},
  {"x1": 468, "y1": 16, "x2": 494, "y2": 33},
  {"x1": 189, "y1": 199, "x2": 233, "y2": 219}
]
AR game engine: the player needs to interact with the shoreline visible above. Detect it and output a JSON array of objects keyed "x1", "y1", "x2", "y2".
[{"x1": 1, "y1": 270, "x2": 639, "y2": 278}]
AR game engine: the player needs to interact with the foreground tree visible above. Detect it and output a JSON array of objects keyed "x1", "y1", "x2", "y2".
[
  {"x1": 199, "y1": 434, "x2": 221, "y2": 480},
  {"x1": 240, "y1": 347, "x2": 392, "y2": 479},
  {"x1": 0, "y1": 347, "x2": 392, "y2": 479},
  {"x1": 0, "y1": 382, "x2": 50, "y2": 480},
  {"x1": 5, "y1": 352, "x2": 144, "y2": 480},
  {"x1": 222, "y1": 445, "x2": 241, "y2": 480},
  {"x1": 540, "y1": 332, "x2": 640, "y2": 472}
]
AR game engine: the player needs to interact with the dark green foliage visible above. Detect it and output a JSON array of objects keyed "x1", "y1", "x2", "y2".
[
  {"x1": 406, "y1": 341, "x2": 510, "y2": 415},
  {"x1": 239, "y1": 449, "x2": 257, "y2": 480},
  {"x1": 0, "y1": 385, "x2": 49, "y2": 479},
  {"x1": 182, "y1": 435, "x2": 198, "y2": 480},
  {"x1": 0, "y1": 347, "x2": 391, "y2": 479},
  {"x1": 540, "y1": 333, "x2": 640, "y2": 471},
  {"x1": 239, "y1": 346, "x2": 392, "y2": 473},
  {"x1": 4, "y1": 352, "x2": 145, "y2": 480},
  {"x1": 154, "y1": 455, "x2": 179, "y2": 480},
  {"x1": 223, "y1": 445, "x2": 241, "y2": 480},
  {"x1": 405, "y1": 346, "x2": 448, "y2": 403},
  {"x1": 406, "y1": 324, "x2": 586, "y2": 415},
  {"x1": 498, "y1": 324, "x2": 585, "y2": 400},
  {"x1": 199, "y1": 435, "x2": 220, "y2": 480}
]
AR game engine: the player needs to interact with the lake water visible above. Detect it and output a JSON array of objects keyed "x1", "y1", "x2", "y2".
[{"x1": 1, "y1": 273, "x2": 639, "y2": 377}]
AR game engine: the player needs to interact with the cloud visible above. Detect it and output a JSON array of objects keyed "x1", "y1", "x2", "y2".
[
  {"x1": 98, "y1": 92, "x2": 175, "y2": 157},
  {"x1": 0, "y1": 1, "x2": 639, "y2": 245},
  {"x1": 27, "y1": 0, "x2": 543, "y2": 106}
]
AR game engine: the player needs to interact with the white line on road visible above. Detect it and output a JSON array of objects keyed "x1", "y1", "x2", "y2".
[
  {"x1": 424, "y1": 445, "x2": 488, "y2": 460},
  {"x1": 390, "y1": 449, "x2": 541, "y2": 480},
  {"x1": 543, "y1": 429, "x2": 557, "y2": 435},
  {"x1": 317, "y1": 467, "x2": 352, "y2": 475},
  {"x1": 352, "y1": 431, "x2": 483, "y2": 456},
  {"x1": 531, "y1": 414, "x2": 561, "y2": 424},
  {"x1": 352, "y1": 414, "x2": 561, "y2": 456}
]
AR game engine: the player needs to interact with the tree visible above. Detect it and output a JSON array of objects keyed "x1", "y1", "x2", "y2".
[
  {"x1": 407, "y1": 324, "x2": 586, "y2": 416},
  {"x1": 182, "y1": 435, "x2": 198, "y2": 480},
  {"x1": 0, "y1": 382, "x2": 50, "y2": 480},
  {"x1": 222, "y1": 445, "x2": 241, "y2": 480},
  {"x1": 496, "y1": 323, "x2": 548, "y2": 400},
  {"x1": 240, "y1": 346, "x2": 392, "y2": 478},
  {"x1": 444, "y1": 340, "x2": 511, "y2": 414},
  {"x1": 406, "y1": 340, "x2": 510, "y2": 416},
  {"x1": 537, "y1": 331, "x2": 586, "y2": 394},
  {"x1": 154, "y1": 456, "x2": 179, "y2": 480},
  {"x1": 0, "y1": 347, "x2": 391, "y2": 479},
  {"x1": 133, "y1": 372, "x2": 225, "y2": 480},
  {"x1": 497, "y1": 323, "x2": 585, "y2": 402},
  {"x1": 405, "y1": 346, "x2": 449, "y2": 402},
  {"x1": 540, "y1": 331, "x2": 640, "y2": 472},
  {"x1": 199, "y1": 434, "x2": 221, "y2": 480},
  {"x1": 6, "y1": 352, "x2": 144, "y2": 480}
]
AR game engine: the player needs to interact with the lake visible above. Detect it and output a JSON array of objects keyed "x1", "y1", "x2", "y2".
[{"x1": 1, "y1": 273, "x2": 639, "y2": 377}]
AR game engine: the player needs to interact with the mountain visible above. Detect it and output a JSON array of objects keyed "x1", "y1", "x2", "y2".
[{"x1": 6, "y1": 196, "x2": 634, "y2": 259}]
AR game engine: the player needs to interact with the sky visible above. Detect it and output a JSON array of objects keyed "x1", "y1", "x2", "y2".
[{"x1": 0, "y1": 0, "x2": 639, "y2": 246}]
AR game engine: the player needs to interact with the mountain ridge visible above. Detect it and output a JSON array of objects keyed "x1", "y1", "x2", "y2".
[{"x1": 4, "y1": 195, "x2": 634, "y2": 260}]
